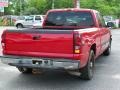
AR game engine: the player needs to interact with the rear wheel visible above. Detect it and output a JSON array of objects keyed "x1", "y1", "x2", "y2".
[
  {"x1": 17, "y1": 67, "x2": 32, "y2": 74},
  {"x1": 80, "y1": 50, "x2": 95, "y2": 80},
  {"x1": 16, "y1": 24, "x2": 23, "y2": 28}
]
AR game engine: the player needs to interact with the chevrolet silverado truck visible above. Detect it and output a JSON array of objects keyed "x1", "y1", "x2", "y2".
[{"x1": 1, "y1": 8, "x2": 112, "y2": 80}]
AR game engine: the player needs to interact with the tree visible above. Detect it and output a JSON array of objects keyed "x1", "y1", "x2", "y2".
[
  {"x1": 80, "y1": 0, "x2": 120, "y2": 18},
  {"x1": 55, "y1": 0, "x2": 73, "y2": 8},
  {"x1": 4, "y1": 0, "x2": 120, "y2": 18},
  {"x1": 27, "y1": 0, "x2": 47, "y2": 14},
  {"x1": 4, "y1": 0, "x2": 27, "y2": 15},
  {"x1": 23, "y1": 7, "x2": 39, "y2": 15}
]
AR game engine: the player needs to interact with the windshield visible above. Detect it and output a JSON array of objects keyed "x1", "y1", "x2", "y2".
[{"x1": 44, "y1": 11, "x2": 95, "y2": 28}]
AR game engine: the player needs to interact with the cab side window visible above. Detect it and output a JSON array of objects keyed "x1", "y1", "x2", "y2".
[
  {"x1": 26, "y1": 16, "x2": 34, "y2": 21},
  {"x1": 96, "y1": 13, "x2": 106, "y2": 27}
]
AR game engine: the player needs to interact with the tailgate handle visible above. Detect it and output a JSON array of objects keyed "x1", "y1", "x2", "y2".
[{"x1": 33, "y1": 36, "x2": 40, "y2": 40}]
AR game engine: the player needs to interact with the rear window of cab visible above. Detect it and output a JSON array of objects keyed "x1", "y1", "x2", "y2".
[{"x1": 44, "y1": 11, "x2": 95, "y2": 28}]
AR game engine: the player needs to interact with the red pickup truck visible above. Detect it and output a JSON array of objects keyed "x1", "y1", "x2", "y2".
[{"x1": 1, "y1": 8, "x2": 112, "y2": 80}]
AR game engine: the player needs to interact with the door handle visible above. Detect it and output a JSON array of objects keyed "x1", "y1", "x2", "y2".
[{"x1": 33, "y1": 36, "x2": 40, "y2": 40}]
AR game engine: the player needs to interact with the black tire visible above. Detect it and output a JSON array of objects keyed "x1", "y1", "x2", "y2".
[
  {"x1": 16, "y1": 24, "x2": 23, "y2": 28},
  {"x1": 80, "y1": 50, "x2": 95, "y2": 80},
  {"x1": 17, "y1": 67, "x2": 32, "y2": 74},
  {"x1": 103, "y1": 41, "x2": 111, "y2": 56}
]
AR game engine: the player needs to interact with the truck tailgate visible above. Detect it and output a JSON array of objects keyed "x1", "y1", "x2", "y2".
[{"x1": 4, "y1": 29, "x2": 74, "y2": 58}]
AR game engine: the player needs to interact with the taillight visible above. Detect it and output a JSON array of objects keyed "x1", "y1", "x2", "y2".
[
  {"x1": 1, "y1": 30, "x2": 7, "y2": 47},
  {"x1": 74, "y1": 32, "x2": 81, "y2": 54}
]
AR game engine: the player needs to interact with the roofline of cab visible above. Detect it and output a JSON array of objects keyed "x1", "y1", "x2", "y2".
[{"x1": 47, "y1": 8, "x2": 99, "y2": 13}]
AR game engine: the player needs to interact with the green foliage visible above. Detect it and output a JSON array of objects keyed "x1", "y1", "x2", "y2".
[
  {"x1": 54, "y1": 0, "x2": 73, "y2": 8},
  {"x1": 23, "y1": 7, "x2": 39, "y2": 15},
  {"x1": 80, "y1": 0, "x2": 120, "y2": 18},
  {"x1": 4, "y1": 0, "x2": 120, "y2": 18},
  {"x1": 28, "y1": 0, "x2": 47, "y2": 14}
]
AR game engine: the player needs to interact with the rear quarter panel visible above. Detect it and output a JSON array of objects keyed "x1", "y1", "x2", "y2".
[{"x1": 75, "y1": 28, "x2": 101, "y2": 67}]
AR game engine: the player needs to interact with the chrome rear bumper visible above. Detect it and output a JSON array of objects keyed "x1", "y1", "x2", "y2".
[{"x1": 0, "y1": 55, "x2": 80, "y2": 70}]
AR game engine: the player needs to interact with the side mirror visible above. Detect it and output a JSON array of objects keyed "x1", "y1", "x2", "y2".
[{"x1": 106, "y1": 22, "x2": 114, "y2": 28}]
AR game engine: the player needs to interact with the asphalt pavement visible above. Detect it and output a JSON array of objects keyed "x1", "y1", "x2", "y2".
[{"x1": 0, "y1": 27, "x2": 120, "y2": 90}]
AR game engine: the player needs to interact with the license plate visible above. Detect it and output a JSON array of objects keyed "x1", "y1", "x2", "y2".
[{"x1": 32, "y1": 59, "x2": 50, "y2": 65}]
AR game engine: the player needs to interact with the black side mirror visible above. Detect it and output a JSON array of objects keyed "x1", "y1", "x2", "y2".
[{"x1": 107, "y1": 22, "x2": 114, "y2": 28}]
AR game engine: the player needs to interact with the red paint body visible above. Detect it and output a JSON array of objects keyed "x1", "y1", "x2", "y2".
[{"x1": 1, "y1": 9, "x2": 111, "y2": 68}]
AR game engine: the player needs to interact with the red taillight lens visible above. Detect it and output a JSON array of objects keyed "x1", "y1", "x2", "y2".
[{"x1": 74, "y1": 32, "x2": 81, "y2": 54}]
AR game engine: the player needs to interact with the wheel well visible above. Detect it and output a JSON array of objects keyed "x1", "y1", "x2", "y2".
[
  {"x1": 90, "y1": 44, "x2": 96, "y2": 55},
  {"x1": 16, "y1": 23, "x2": 23, "y2": 26}
]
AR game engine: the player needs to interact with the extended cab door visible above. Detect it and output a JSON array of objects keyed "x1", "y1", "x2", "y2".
[{"x1": 96, "y1": 13, "x2": 110, "y2": 53}]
